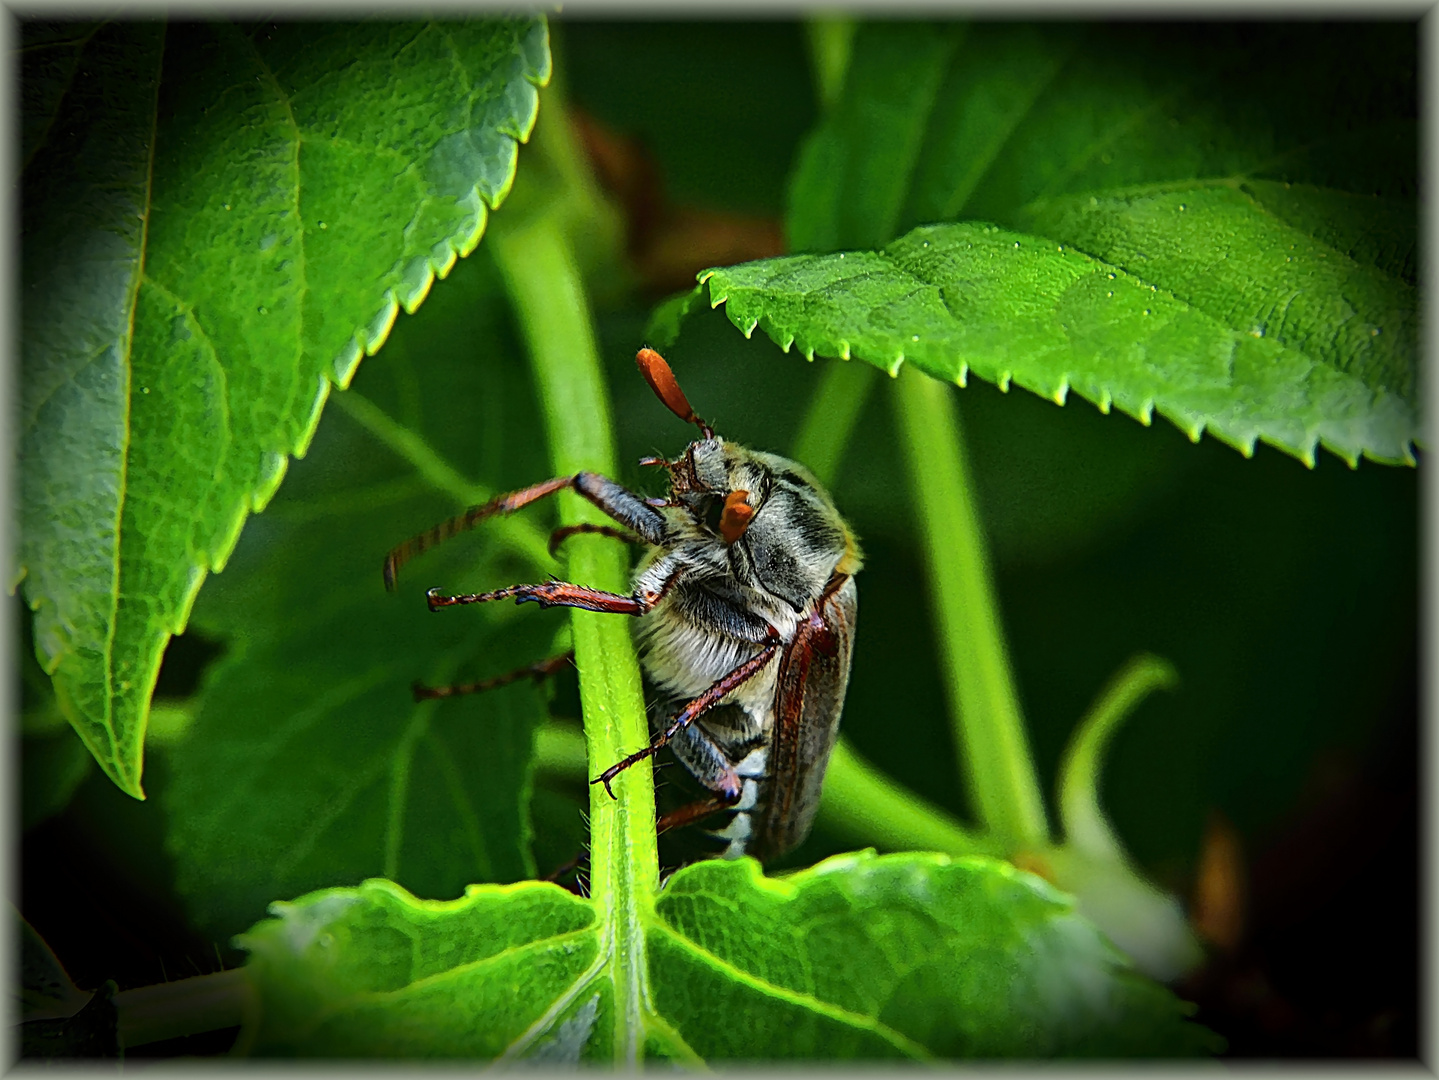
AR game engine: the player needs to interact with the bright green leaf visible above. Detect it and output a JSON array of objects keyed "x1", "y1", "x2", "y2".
[
  {"x1": 20, "y1": 19, "x2": 552, "y2": 798},
  {"x1": 700, "y1": 218, "x2": 1417, "y2": 467},
  {"x1": 238, "y1": 852, "x2": 1217, "y2": 1059},
  {"x1": 746, "y1": 22, "x2": 1419, "y2": 467}
]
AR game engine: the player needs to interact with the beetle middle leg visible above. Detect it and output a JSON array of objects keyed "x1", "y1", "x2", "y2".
[{"x1": 591, "y1": 638, "x2": 781, "y2": 798}]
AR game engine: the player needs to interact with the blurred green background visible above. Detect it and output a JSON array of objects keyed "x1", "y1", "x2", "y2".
[{"x1": 21, "y1": 19, "x2": 1418, "y2": 1059}]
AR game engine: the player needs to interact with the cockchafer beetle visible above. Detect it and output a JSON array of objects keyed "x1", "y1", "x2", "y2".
[{"x1": 383, "y1": 348, "x2": 861, "y2": 862}]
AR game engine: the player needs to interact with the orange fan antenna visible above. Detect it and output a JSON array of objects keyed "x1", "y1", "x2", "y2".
[{"x1": 636, "y1": 348, "x2": 713, "y2": 438}]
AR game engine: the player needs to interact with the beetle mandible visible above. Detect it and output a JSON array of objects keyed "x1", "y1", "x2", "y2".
[{"x1": 382, "y1": 348, "x2": 861, "y2": 862}]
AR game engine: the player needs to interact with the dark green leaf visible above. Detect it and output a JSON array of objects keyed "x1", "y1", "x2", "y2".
[
  {"x1": 237, "y1": 853, "x2": 1215, "y2": 1059},
  {"x1": 22, "y1": 731, "x2": 93, "y2": 832},
  {"x1": 20, "y1": 19, "x2": 552, "y2": 797}
]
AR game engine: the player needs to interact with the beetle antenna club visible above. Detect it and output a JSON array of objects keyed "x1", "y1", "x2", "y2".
[{"x1": 636, "y1": 347, "x2": 713, "y2": 439}]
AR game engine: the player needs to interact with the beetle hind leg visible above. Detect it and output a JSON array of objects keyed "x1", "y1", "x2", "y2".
[{"x1": 412, "y1": 650, "x2": 574, "y2": 702}]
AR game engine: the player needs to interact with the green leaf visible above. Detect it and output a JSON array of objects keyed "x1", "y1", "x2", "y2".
[
  {"x1": 20, "y1": 19, "x2": 552, "y2": 798},
  {"x1": 748, "y1": 23, "x2": 1418, "y2": 467},
  {"x1": 238, "y1": 852, "x2": 1216, "y2": 1059},
  {"x1": 701, "y1": 218, "x2": 1416, "y2": 467},
  {"x1": 160, "y1": 252, "x2": 558, "y2": 939}
]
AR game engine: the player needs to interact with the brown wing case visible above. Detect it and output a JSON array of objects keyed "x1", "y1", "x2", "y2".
[{"x1": 750, "y1": 573, "x2": 858, "y2": 861}]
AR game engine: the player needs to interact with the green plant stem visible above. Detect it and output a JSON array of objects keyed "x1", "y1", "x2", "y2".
[
  {"x1": 790, "y1": 359, "x2": 877, "y2": 487},
  {"x1": 892, "y1": 367, "x2": 1047, "y2": 849},
  {"x1": 1057, "y1": 653, "x2": 1178, "y2": 860},
  {"x1": 535, "y1": 720, "x2": 1000, "y2": 859},
  {"x1": 491, "y1": 212, "x2": 655, "y2": 1066},
  {"x1": 820, "y1": 741, "x2": 1001, "y2": 857},
  {"x1": 786, "y1": 359, "x2": 999, "y2": 857},
  {"x1": 804, "y1": 14, "x2": 857, "y2": 113}
]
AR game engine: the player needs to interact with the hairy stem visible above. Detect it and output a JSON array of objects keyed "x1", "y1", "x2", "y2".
[
  {"x1": 491, "y1": 210, "x2": 655, "y2": 1067},
  {"x1": 893, "y1": 367, "x2": 1048, "y2": 848}
]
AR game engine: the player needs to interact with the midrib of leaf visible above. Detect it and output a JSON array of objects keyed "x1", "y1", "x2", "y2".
[
  {"x1": 330, "y1": 391, "x2": 480, "y2": 504},
  {"x1": 97, "y1": 30, "x2": 162, "y2": 790}
]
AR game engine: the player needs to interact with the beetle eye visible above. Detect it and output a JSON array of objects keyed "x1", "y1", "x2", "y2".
[{"x1": 700, "y1": 494, "x2": 725, "y2": 534}]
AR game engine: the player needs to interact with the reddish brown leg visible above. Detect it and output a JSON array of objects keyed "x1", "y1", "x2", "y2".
[
  {"x1": 384, "y1": 476, "x2": 573, "y2": 590},
  {"x1": 383, "y1": 471, "x2": 666, "y2": 590},
  {"x1": 426, "y1": 563, "x2": 683, "y2": 616},
  {"x1": 547, "y1": 523, "x2": 645, "y2": 559},
  {"x1": 427, "y1": 582, "x2": 648, "y2": 615},
  {"x1": 413, "y1": 651, "x2": 574, "y2": 702},
  {"x1": 657, "y1": 794, "x2": 739, "y2": 835},
  {"x1": 591, "y1": 638, "x2": 781, "y2": 798},
  {"x1": 543, "y1": 848, "x2": 589, "y2": 891}
]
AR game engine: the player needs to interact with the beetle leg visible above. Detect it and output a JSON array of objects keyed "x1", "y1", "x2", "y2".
[
  {"x1": 547, "y1": 523, "x2": 646, "y2": 558},
  {"x1": 412, "y1": 650, "x2": 574, "y2": 702},
  {"x1": 425, "y1": 557, "x2": 684, "y2": 615},
  {"x1": 591, "y1": 637, "x2": 782, "y2": 798},
  {"x1": 384, "y1": 471, "x2": 667, "y2": 589},
  {"x1": 665, "y1": 720, "x2": 746, "y2": 805},
  {"x1": 657, "y1": 794, "x2": 739, "y2": 835}
]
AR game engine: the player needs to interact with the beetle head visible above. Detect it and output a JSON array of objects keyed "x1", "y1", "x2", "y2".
[{"x1": 634, "y1": 349, "x2": 860, "y2": 603}]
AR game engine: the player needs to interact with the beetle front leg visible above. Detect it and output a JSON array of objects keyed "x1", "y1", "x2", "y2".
[{"x1": 427, "y1": 552, "x2": 686, "y2": 615}]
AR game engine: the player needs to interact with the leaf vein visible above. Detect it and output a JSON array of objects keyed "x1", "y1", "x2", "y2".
[{"x1": 650, "y1": 922, "x2": 932, "y2": 1059}]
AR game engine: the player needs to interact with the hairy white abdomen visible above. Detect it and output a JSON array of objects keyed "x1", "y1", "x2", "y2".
[{"x1": 633, "y1": 588, "x2": 799, "y2": 725}]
